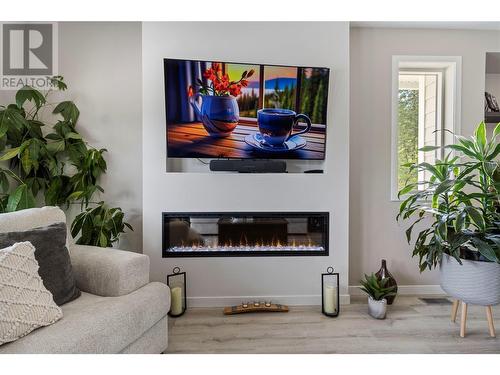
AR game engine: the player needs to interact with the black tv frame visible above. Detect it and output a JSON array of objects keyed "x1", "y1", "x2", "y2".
[{"x1": 164, "y1": 58, "x2": 331, "y2": 161}]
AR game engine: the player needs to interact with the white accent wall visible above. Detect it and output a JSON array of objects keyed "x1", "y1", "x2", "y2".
[{"x1": 142, "y1": 22, "x2": 350, "y2": 306}]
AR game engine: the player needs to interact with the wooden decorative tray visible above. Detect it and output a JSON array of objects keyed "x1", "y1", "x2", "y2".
[{"x1": 223, "y1": 302, "x2": 289, "y2": 315}]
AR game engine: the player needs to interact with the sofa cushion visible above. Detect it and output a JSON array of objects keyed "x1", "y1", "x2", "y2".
[
  {"x1": 0, "y1": 206, "x2": 71, "y2": 249},
  {"x1": 0, "y1": 242, "x2": 63, "y2": 346},
  {"x1": 0, "y1": 223, "x2": 81, "y2": 306},
  {"x1": 70, "y1": 244, "x2": 150, "y2": 297},
  {"x1": 0, "y1": 282, "x2": 170, "y2": 353}
]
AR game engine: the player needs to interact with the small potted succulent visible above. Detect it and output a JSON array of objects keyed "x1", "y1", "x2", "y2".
[{"x1": 359, "y1": 273, "x2": 397, "y2": 319}]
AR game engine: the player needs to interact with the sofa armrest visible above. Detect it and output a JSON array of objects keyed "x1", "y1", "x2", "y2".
[{"x1": 69, "y1": 244, "x2": 150, "y2": 297}]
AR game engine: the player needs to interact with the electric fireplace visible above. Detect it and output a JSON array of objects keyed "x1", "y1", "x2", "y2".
[{"x1": 162, "y1": 212, "x2": 329, "y2": 257}]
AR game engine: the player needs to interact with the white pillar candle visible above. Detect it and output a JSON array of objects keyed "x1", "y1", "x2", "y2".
[
  {"x1": 323, "y1": 285, "x2": 338, "y2": 314},
  {"x1": 170, "y1": 286, "x2": 183, "y2": 315}
]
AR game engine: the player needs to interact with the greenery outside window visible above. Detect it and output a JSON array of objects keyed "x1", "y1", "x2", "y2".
[
  {"x1": 391, "y1": 56, "x2": 462, "y2": 200},
  {"x1": 398, "y1": 72, "x2": 443, "y2": 191}
]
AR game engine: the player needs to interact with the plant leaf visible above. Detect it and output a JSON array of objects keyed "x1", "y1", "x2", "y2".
[
  {"x1": 487, "y1": 143, "x2": 500, "y2": 161},
  {"x1": 52, "y1": 101, "x2": 80, "y2": 125},
  {"x1": 15, "y1": 86, "x2": 46, "y2": 109},
  {"x1": 0, "y1": 112, "x2": 8, "y2": 138},
  {"x1": 0, "y1": 147, "x2": 20, "y2": 161},
  {"x1": 99, "y1": 232, "x2": 108, "y2": 247},
  {"x1": 65, "y1": 132, "x2": 82, "y2": 140},
  {"x1": 46, "y1": 139, "x2": 65, "y2": 154},
  {"x1": 471, "y1": 238, "x2": 498, "y2": 262},
  {"x1": 446, "y1": 144, "x2": 478, "y2": 159},
  {"x1": 465, "y1": 206, "x2": 485, "y2": 231},
  {"x1": 398, "y1": 184, "x2": 415, "y2": 198},
  {"x1": 435, "y1": 179, "x2": 454, "y2": 195},
  {"x1": 493, "y1": 122, "x2": 500, "y2": 139},
  {"x1": 454, "y1": 210, "x2": 467, "y2": 232},
  {"x1": 6, "y1": 184, "x2": 36, "y2": 212},
  {"x1": 21, "y1": 147, "x2": 32, "y2": 174},
  {"x1": 48, "y1": 76, "x2": 67, "y2": 91},
  {"x1": 475, "y1": 121, "x2": 487, "y2": 152},
  {"x1": 419, "y1": 145, "x2": 440, "y2": 152},
  {"x1": 0, "y1": 170, "x2": 9, "y2": 192}
]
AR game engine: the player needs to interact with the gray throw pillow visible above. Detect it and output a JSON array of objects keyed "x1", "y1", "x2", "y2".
[{"x1": 0, "y1": 222, "x2": 81, "y2": 305}]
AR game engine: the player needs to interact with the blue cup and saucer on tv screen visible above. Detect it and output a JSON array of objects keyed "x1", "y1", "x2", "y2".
[{"x1": 244, "y1": 108, "x2": 312, "y2": 152}]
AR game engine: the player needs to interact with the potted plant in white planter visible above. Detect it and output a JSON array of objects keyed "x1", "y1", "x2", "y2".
[
  {"x1": 397, "y1": 122, "x2": 500, "y2": 334},
  {"x1": 359, "y1": 273, "x2": 397, "y2": 319}
]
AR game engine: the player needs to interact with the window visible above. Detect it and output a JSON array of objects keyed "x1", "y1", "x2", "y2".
[
  {"x1": 391, "y1": 56, "x2": 462, "y2": 200},
  {"x1": 398, "y1": 72, "x2": 442, "y2": 190},
  {"x1": 226, "y1": 63, "x2": 260, "y2": 118},
  {"x1": 222, "y1": 63, "x2": 329, "y2": 127}
]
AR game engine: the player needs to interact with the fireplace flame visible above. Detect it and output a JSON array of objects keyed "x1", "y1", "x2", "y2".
[{"x1": 169, "y1": 237, "x2": 324, "y2": 253}]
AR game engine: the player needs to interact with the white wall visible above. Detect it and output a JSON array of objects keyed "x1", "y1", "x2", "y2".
[
  {"x1": 58, "y1": 22, "x2": 143, "y2": 251},
  {"x1": 349, "y1": 27, "x2": 500, "y2": 287},
  {"x1": 142, "y1": 22, "x2": 350, "y2": 306},
  {"x1": 0, "y1": 22, "x2": 143, "y2": 252}
]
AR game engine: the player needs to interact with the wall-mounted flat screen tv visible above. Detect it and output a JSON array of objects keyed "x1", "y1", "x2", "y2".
[{"x1": 164, "y1": 58, "x2": 330, "y2": 160}]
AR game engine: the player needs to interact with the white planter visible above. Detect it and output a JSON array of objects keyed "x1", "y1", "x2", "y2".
[
  {"x1": 368, "y1": 296, "x2": 387, "y2": 319},
  {"x1": 440, "y1": 253, "x2": 500, "y2": 306}
]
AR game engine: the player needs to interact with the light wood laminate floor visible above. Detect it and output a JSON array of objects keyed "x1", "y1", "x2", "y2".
[{"x1": 166, "y1": 297, "x2": 500, "y2": 354}]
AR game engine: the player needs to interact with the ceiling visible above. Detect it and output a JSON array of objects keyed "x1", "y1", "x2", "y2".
[{"x1": 350, "y1": 21, "x2": 500, "y2": 31}]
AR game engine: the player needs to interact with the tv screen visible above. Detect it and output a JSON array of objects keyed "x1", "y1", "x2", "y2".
[{"x1": 164, "y1": 58, "x2": 330, "y2": 160}]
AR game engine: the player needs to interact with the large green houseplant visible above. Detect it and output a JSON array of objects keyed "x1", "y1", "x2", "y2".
[
  {"x1": 397, "y1": 122, "x2": 499, "y2": 269},
  {"x1": 397, "y1": 121, "x2": 500, "y2": 307},
  {"x1": 0, "y1": 76, "x2": 132, "y2": 247}
]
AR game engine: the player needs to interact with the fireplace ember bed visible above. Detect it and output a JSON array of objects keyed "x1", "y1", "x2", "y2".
[{"x1": 162, "y1": 212, "x2": 329, "y2": 257}]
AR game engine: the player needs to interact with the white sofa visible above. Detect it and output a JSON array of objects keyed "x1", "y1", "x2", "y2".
[{"x1": 0, "y1": 206, "x2": 170, "y2": 354}]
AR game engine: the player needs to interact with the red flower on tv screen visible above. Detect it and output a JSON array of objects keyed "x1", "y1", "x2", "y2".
[{"x1": 193, "y1": 62, "x2": 252, "y2": 98}]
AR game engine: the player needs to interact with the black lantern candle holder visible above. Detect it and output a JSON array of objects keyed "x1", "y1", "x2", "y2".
[
  {"x1": 321, "y1": 266, "x2": 340, "y2": 317},
  {"x1": 167, "y1": 266, "x2": 186, "y2": 317}
]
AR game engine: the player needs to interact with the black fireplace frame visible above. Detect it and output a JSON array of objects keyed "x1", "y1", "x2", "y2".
[{"x1": 162, "y1": 211, "x2": 329, "y2": 258}]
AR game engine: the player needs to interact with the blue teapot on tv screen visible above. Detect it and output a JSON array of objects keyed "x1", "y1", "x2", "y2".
[{"x1": 164, "y1": 58, "x2": 330, "y2": 160}]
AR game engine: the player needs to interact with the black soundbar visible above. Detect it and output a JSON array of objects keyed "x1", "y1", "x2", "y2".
[{"x1": 209, "y1": 160, "x2": 287, "y2": 173}]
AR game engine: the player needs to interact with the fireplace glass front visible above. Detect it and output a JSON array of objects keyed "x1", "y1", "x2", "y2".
[{"x1": 162, "y1": 212, "x2": 328, "y2": 257}]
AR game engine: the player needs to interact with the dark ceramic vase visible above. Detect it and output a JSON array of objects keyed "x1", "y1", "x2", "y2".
[{"x1": 375, "y1": 259, "x2": 397, "y2": 305}]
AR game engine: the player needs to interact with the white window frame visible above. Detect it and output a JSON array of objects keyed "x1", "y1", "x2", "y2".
[{"x1": 391, "y1": 56, "x2": 462, "y2": 201}]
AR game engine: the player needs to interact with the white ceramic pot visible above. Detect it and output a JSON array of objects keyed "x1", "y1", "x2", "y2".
[
  {"x1": 440, "y1": 253, "x2": 500, "y2": 306},
  {"x1": 368, "y1": 296, "x2": 387, "y2": 319}
]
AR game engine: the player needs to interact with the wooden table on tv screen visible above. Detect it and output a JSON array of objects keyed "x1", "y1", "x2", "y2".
[{"x1": 167, "y1": 122, "x2": 326, "y2": 159}]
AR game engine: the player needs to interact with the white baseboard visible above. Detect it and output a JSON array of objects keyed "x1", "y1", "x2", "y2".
[
  {"x1": 187, "y1": 294, "x2": 351, "y2": 308},
  {"x1": 349, "y1": 284, "x2": 444, "y2": 296},
  {"x1": 186, "y1": 285, "x2": 444, "y2": 307}
]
